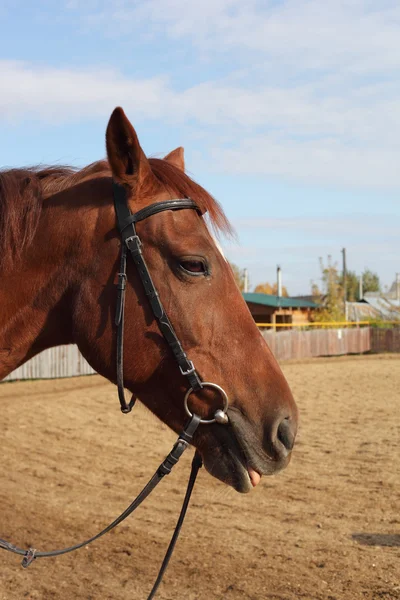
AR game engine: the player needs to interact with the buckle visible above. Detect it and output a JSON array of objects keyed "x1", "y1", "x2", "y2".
[
  {"x1": 125, "y1": 236, "x2": 142, "y2": 252},
  {"x1": 21, "y1": 548, "x2": 37, "y2": 568},
  {"x1": 179, "y1": 361, "x2": 196, "y2": 377}
]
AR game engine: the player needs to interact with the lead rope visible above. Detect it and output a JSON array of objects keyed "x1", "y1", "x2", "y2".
[{"x1": 0, "y1": 416, "x2": 202, "y2": 600}]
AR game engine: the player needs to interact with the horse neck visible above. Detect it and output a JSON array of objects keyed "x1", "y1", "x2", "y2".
[{"x1": 0, "y1": 190, "x2": 101, "y2": 380}]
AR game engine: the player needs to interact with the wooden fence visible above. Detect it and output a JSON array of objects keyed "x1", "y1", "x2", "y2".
[
  {"x1": 370, "y1": 327, "x2": 400, "y2": 353},
  {"x1": 261, "y1": 327, "x2": 371, "y2": 361},
  {"x1": 3, "y1": 327, "x2": 399, "y2": 382},
  {"x1": 4, "y1": 346, "x2": 95, "y2": 382}
]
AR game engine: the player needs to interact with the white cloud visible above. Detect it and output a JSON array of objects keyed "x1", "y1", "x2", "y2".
[
  {"x1": 3, "y1": 0, "x2": 400, "y2": 187},
  {"x1": 210, "y1": 134, "x2": 400, "y2": 187},
  {"x1": 71, "y1": 0, "x2": 400, "y2": 75},
  {"x1": 232, "y1": 215, "x2": 400, "y2": 238},
  {"x1": 223, "y1": 211, "x2": 400, "y2": 292},
  {"x1": 0, "y1": 61, "x2": 169, "y2": 123}
]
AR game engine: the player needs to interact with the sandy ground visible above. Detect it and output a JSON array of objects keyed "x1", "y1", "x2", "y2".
[{"x1": 0, "y1": 354, "x2": 399, "y2": 600}]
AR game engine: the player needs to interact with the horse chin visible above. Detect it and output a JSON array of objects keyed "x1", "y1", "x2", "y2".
[
  {"x1": 197, "y1": 409, "x2": 291, "y2": 493},
  {"x1": 202, "y1": 448, "x2": 254, "y2": 494},
  {"x1": 197, "y1": 421, "x2": 261, "y2": 493}
]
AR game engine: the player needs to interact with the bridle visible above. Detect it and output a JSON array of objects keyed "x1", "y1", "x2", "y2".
[
  {"x1": 0, "y1": 181, "x2": 230, "y2": 599},
  {"x1": 113, "y1": 180, "x2": 228, "y2": 425}
]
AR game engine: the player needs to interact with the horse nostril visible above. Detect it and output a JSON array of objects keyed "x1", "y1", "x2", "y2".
[{"x1": 277, "y1": 417, "x2": 296, "y2": 451}]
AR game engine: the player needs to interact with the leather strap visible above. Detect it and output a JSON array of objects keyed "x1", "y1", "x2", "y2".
[
  {"x1": 112, "y1": 181, "x2": 203, "y2": 413},
  {"x1": 0, "y1": 415, "x2": 202, "y2": 579},
  {"x1": 115, "y1": 243, "x2": 136, "y2": 413},
  {"x1": 147, "y1": 451, "x2": 203, "y2": 599},
  {"x1": 121, "y1": 199, "x2": 201, "y2": 229}
]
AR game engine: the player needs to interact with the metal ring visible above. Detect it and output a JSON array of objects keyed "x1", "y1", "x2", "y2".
[{"x1": 184, "y1": 382, "x2": 229, "y2": 425}]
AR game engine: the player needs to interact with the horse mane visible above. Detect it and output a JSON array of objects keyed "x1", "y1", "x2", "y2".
[{"x1": 0, "y1": 159, "x2": 231, "y2": 273}]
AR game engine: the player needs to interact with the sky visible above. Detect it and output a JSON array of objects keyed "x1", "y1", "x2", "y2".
[{"x1": 1, "y1": 0, "x2": 399, "y2": 295}]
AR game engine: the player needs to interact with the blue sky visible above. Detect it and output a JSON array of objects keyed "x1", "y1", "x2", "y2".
[{"x1": 1, "y1": 0, "x2": 399, "y2": 294}]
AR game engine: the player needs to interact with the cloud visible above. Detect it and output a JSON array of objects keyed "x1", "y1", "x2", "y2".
[
  {"x1": 3, "y1": 0, "x2": 400, "y2": 187},
  {"x1": 223, "y1": 211, "x2": 400, "y2": 292},
  {"x1": 211, "y1": 135, "x2": 400, "y2": 187},
  {"x1": 70, "y1": 0, "x2": 400, "y2": 75},
  {"x1": 0, "y1": 61, "x2": 169, "y2": 123},
  {"x1": 232, "y1": 214, "x2": 400, "y2": 238}
]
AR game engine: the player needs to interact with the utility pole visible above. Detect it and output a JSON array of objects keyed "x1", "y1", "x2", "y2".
[
  {"x1": 277, "y1": 264, "x2": 282, "y2": 313},
  {"x1": 342, "y1": 248, "x2": 347, "y2": 320},
  {"x1": 277, "y1": 265, "x2": 282, "y2": 298},
  {"x1": 359, "y1": 275, "x2": 363, "y2": 301},
  {"x1": 396, "y1": 272, "x2": 400, "y2": 303},
  {"x1": 243, "y1": 268, "x2": 249, "y2": 293}
]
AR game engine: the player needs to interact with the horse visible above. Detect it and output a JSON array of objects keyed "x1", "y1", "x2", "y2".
[{"x1": 0, "y1": 107, "x2": 298, "y2": 495}]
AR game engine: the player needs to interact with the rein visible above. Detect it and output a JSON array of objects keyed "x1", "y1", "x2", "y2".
[{"x1": 0, "y1": 181, "x2": 230, "y2": 598}]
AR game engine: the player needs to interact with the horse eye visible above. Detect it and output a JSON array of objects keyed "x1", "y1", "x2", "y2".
[{"x1": 179, "y1": 260, "x2": 206, "y2": 274}]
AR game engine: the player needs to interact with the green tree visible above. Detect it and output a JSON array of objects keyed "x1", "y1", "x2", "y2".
[
  {"x1": 339, "y1": 268, "x2": 381, "y2": 301},
  {"x1": 362, "y1": 269, "x2": 381, "y2": 294},
  {"x1": 339, "y1": 269, "x2": 359, "y2": 302}
]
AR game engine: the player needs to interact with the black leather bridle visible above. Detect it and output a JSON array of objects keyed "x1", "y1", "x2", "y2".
[
  {"x1": 113, "y1": 180, "x2": 203, "y2": 414},
  {"x1": 0, "y1": 181, "x2": 230, "y2": 599}
]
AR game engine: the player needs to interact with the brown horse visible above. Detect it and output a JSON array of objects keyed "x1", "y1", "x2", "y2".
[{"x1": 0, "y1": 107, "x2": 298, "y2": 493}]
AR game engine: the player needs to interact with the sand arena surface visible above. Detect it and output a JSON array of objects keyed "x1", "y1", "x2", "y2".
[{"x1": 0, "y1": 355, "x2": 399, "y2": 600}]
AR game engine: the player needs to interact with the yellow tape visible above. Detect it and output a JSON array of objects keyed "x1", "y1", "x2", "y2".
[{"x1": 256, "y1": 321, "x2": 398, "y2": 328}]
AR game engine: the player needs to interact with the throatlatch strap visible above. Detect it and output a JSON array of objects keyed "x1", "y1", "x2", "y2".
[{"x1": 115, "y1": 243, "x2": 136, "y2": 413}]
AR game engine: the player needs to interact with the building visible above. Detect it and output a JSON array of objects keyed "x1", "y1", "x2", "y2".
[
  {"x1": 243, "y1": 293, "x2": 319, "y2": 326},
  {"x1": 347, "y1": 275, "x2": 400, "y2": 322},
  {"x1": 347, "y1": 296, "x2": 400, "y2": 322}
]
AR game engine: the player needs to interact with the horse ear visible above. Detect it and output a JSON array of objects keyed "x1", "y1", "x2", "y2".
[
  {"x1": 164, "y1": 147, "x2": 185, "y2": 171},
  {"x1": 106, "y1": 107, "x2": 152, "y2": 185}
]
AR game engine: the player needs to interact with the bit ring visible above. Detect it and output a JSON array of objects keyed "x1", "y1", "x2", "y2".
[{"x1": 184, "y1": 382, "x2": 229, "y2": 425}]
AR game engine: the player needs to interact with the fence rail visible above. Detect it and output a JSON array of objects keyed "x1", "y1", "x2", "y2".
[
  {"x1": 3, "y1": 327, "x2": 400, "y2": 382},
  {"x1": 370, "y1": 327, "x2": 400, "y2": 353},
  {"x1": 4, "y1": 346, "x2": 95, "y2": 382},
  {"x1": 261, "y1": 327, "x2": 371, "y2": 361}
]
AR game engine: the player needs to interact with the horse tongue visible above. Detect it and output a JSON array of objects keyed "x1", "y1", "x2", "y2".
[{"x1": 248, "y1": 467, "x2": 261, "y2": 487}]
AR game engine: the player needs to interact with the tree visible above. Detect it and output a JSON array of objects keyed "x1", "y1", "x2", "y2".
[
  {"x1": 339, "y1": 268, "x2": 381, "y2": 301},
  {"x1": 312, "y1": 256, "x2": 345, "y2": 322},
  {"x1": 362, "y1": 269, "x2": 381, "y2": 294},
  {"x1": 312, "y1": 255, "x2": 382, "y2": 321},
  {"x1": 339, "y1": 269, "x2": 359, "y2": 302},
  {"x1": 254, "y1": 282, "x2": 289, "y2": 296},
  {"x1": 254, "y1": 282, "x2": 273, "y2": 294},
  {"x1": 229, "y1": 262, "x2": 248, "y2": 292}
]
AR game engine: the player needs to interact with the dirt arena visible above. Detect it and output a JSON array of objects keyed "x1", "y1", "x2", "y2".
[{"x1": 1, "y1": 355, "x2": 399, "y2": 600}]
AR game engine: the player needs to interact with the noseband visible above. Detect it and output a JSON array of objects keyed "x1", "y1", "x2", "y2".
[{"x1": 0, "y1": 181, "x2": 230, "y2": 599}]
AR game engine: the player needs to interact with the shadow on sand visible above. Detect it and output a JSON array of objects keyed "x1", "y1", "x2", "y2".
[{"x1": 352, "y1": 533, "x2": 400, "y2": 547}]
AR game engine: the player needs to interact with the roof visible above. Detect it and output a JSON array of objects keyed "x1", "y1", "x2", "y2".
[
  {"x1": 362, "y1": 296, "x2": 400, "y2": 320},
  {"x1": 346, "y1": 301, "x2": 381, "y2": 321},
  {"x1": 243, "y1": 293, "x2": 318, "y2": 309}
]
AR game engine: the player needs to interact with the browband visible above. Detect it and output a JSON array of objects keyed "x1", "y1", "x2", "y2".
[{"x1": 121, "y1": 199, "x2": 202, "y2": 231}]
